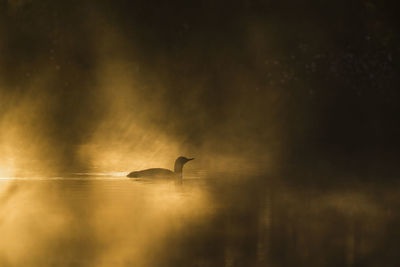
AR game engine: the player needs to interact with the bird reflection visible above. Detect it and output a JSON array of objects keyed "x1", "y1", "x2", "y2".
[{"x1": 127, "y1": 156, "x2": 194, "y2": 179}]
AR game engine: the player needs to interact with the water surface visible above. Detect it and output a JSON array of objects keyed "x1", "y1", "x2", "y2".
[{"x1": 0, "y1": 170, "x2": 398, "y2": 266}]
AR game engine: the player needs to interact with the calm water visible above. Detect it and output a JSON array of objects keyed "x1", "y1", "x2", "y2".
[{"x1": 0, "y1": 170, "x2": 399, "y2": 266}]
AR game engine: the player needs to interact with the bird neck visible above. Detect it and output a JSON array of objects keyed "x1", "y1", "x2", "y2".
[
  {"x1": 174, "y1": 159, "x2": 188, "y2": 180},
  {"x1": 174, "y1": 162, "x2": 183, "y2": 174}
]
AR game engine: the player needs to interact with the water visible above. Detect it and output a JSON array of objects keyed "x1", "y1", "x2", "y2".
[{"x1": 0, "y1": 170, "x2": 399, "y2": 266}]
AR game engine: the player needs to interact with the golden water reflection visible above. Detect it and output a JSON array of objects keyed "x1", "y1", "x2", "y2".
[{"x1": 0, "y1": 172, "x2": 398, "y2": 266}]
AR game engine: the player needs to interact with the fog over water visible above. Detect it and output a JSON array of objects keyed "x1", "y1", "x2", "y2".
[{"x1": 0, "y1": 0, "x2": 399, "y2": 266}]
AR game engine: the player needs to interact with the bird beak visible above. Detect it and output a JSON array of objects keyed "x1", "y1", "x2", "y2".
[{"x1": 188, "y1": 158, "x2": 195, "y2": 161}]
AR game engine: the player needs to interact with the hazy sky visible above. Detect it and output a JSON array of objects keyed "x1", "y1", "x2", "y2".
[{"x1": 0, "y1": 0, "x2": 398, "y2": 175}]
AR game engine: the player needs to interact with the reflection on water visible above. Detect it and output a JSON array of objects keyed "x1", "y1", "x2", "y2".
[{"x1": 0, "y1": 170, "x2": 399, "y2": 266}]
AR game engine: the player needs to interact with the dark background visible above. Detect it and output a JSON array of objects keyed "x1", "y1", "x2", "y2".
[{"x1": 0, "y1": 0, "x2": 398, "y2": 181}]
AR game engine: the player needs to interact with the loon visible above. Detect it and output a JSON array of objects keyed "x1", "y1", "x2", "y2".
[{"x1": 127, "y1": 156, "x2": 194, "y2": 179}]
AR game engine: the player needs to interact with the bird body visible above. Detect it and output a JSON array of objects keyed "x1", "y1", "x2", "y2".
[
  {"x1": 127, "y1": 168, "x2": 176, "y2": 178},
  {"x1": 127, "y1": 156, "x2": 194, "y2": 179}
]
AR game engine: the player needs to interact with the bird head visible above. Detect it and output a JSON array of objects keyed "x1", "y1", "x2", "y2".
[
  {"x1": 178, "y1": 156, "x2": 194, "y2": 164},
  {"x1": 174, "y1": 156, "x2": 194, "y2": 173}
]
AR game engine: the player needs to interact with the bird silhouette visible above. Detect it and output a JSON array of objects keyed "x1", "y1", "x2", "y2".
[{"x1": 127, "y1": 156, "x2": 194, "y2": 179}]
